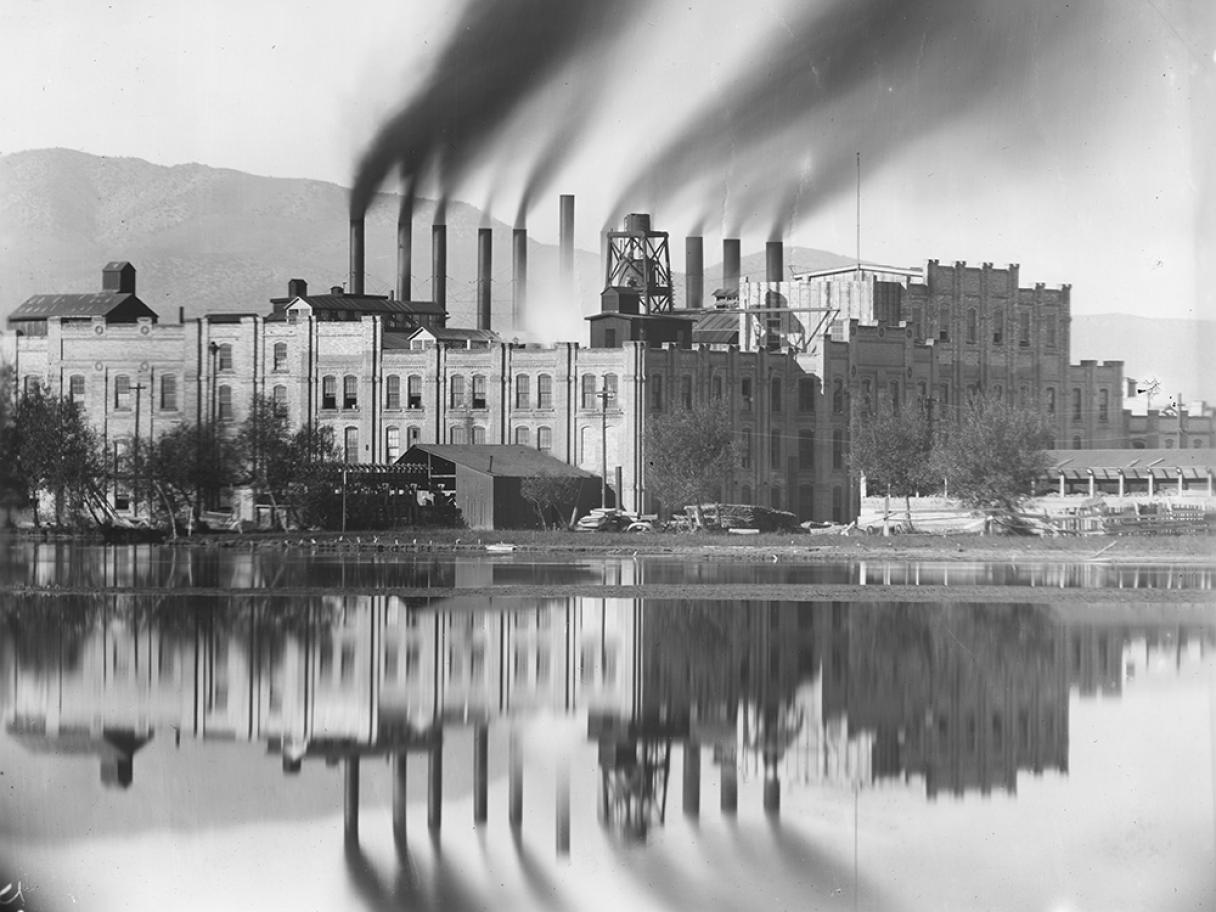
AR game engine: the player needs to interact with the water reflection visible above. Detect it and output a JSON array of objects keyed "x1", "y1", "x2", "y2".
[{"x1": 2, "y1": 541, "x2": 1214, "y2": 593}]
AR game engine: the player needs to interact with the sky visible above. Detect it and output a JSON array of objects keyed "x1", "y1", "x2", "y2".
[{"x1": 0, "y1": 0, "x2": 1212, "y2": 320}]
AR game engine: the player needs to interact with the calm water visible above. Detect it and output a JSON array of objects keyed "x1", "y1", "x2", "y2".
[{"x1": 1, "y1": 542, "x2": 1214, "y2": 912}]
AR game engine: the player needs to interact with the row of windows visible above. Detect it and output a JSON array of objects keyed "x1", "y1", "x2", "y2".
[
  {"x1": 738, "y1": 427, "x2": 844, "y2": 472},
  {"x1": 913, "y1": 306, "x2": 1058, "y2": 348},
  {"x1": 322, "y1": 373, "x2": 620, "y2": 413},
  {"x1": 651, "y1": 375, "x2": 821, "y2": 413}
]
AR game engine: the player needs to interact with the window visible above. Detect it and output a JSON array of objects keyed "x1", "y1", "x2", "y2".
[
  {"x1": 385, "y1": 375, "x2": 401, "y2": 410},
  {"x1": 515, "y1": 374, "x2": 531, "y2": 409},
  {"x1": 1072, "y1": 435, "x2": 1083, "y2": 450},
  {"x1": 322, "y1": 375, "x2": 337, "y2": 410},
  {"x1": 272, "y1": 384, "x2": 288, "y2": 417},
  {"x1": 217, "y1": 344, "x2": 233, "y2": 371},
  {"x1": 407, "y1": 375, "x2": 423, "y2": 409},
  {"x1": 798, "y1": 378, "x2": 816, "y2": 412},
  {"x1": 650, "y1": 374, "x2": 663, "y2": 410},
  {"x1": 217, "y1": 385, "x2": 233, "y2": 421},
  {"x1": 832, "y1": 429, "x2": 843, "y2": 470},
  {"x1": 603, "y1": 373, "x2": 618, "y2": 406},
  {"x1": 406, "y1": 426, "x2": 420, "y2": 447},
  {"x1": 344, "y1": 427, "x2": 359, "y2": 462},
  {"x1": 832, "y1": 379, "x2": 844, "y2": 414},
  {"x1": 537, "y1": 374, "x2": 552, "y2": 409},
  {"x1": 770, "y1": 376, "x2": 782, "y2": 413},
  {"x1": 770, "y1": 429, "x2": 781, "y2": 470},
  {"x1": 938, "y1": 384, "x2": 949, "y2": 414},
  {"x1": 385, "y1": 427, "x2": 401, "y2": 462},
  {"x1": 741, "y1": 377, "x2": 753, "y2": 409},
  {"x1": 832, "y1": 486, "x2": 843, "y2": 522},
  {"x1": 681, "y1": 375, "x2": 693, "y2": 409},
  {"x1": 1046, "y1": 317, "x2": 1057, "y2": 348},
  {"x1": 537, "y1": 426, "x2": 552, "y2": 454},
  {"x1": 159, "y1": 374, "x2": 177, "y2": 411},
  {"x1": 741, "y1": 428, "x2": 752, "y2": 468},
  {"x1": 449, "y1": 375, "x2": 465, "y2": 409},
  {"x1": 273, "y1": 342, "x2": 288, "y2": 372},
  {"x1": 798, "y1": 484, "x2": 813, "y2": 519},
  {"x1": 712, "y1": 375, "x2": 723, "y2": 401},
  {"x1": 1046, "y1": 387, "x2": 1056, "y2": 415},
  {"x1": 1072, "y1": 388, "x2": 1082, "y2": 421},
  {"x1": 450, "y1": 425, "x2": 467, "y2": 444},
  {"x1": 966, "y1": 308, "x2": 977, "y2": 344},
  {"x1": 582, "y1": 373, "x2": 597, "y2": 410},
  {"x1": 1019, "y1": 310, "x2": 1030, "y2": 346},
  {"x1": 472, "y1": 374, "x2": 487, "y2": 409},
  {"x1": 514, "y1": 426, "x2": 530, "y2": 446},
  {"x1": 1164, "y1": 438, "x2": 1175, "y2": 449},
  {"x1": 861, "y1": 379, "x2": 873, "y2": 417},
  {"x1": 114, "y1": 374, "x2": 131, "y2": 410},
  {"x1": 992, "y1": 307, "x2": 1003, "y2": 344},
  {"x1": 605, "y1": 328, "x2": 617, "y2": 348},
  {"x1": 471, "y1": 426, "x2": 486, "y2": 444},
  {"x1": 23, "y1": 375, "x2": 41, "y2": 397},
  {"x1": 69, "y1": 374, "x2": 85, "y2": 405},
  {"x1": 889, "y1": 381, "x2": 900, "y2": 413},
  {"x1": 994, "y1": 384, "x2": 1003, "y2": 401},
  {"x1": 1098, "y1": 389, "x2": 1109, "y2": 423},
  {"x1": 937, "y1": 304, "x2": 950, "y2": 341},
  {"x1": 798, "y1": 429, "x2": 814, "y2": 469},
  {"x1": 343, "y1": 375, "x2": 358, "y2": 409}
]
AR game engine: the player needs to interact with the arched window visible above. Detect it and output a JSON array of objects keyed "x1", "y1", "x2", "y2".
[
  {"x1": 603, "y1": 373, "x2": 619, "y2": 406},
  {"x1": 159, "y1": 374, "x2": 177, "y2": 411},
  {"x1": 770, "y1": 376, "x2": 782, "y2": 413},
  {"x1": 344, "y1": 427, "x2": 359, "y2": 462},
  {"x1": 343, "y1": 375, "x2": 358, "y2": 409},
  {"x1": 515, "y1": 374, "x2": 531, "y2": 409},
  {"x1": 536, "y1": 374, "x2": 553, "y2": 409},
  {"x1": 966, "y1": 308, "x2": 978, "y2": 344},
  {"x1": 450, "y1": 425, "x2": 467, "y2": 444},
  {"x1": 406, "y1": 426, "x2": 421, "y2": 447},
  {"x1": 798, "y1": 377, "x2": 816, "y2": 412},
  {"x1": 1019, "y1": 310, "x2": 1030, "y2": 346},
  {"x1": 217, "y1": 344, "x2": 233, "y2": 372},
  {"x1": 937, "y1": 304, "x2": 950, "y2": 341},
  {"x1": 711, "y1": 375, "x2": 724, "y2": 401},
  {"x1": 322, "y1": 375, "x2": 337, "y2": 410},
  {"x1": 1045, "y1": 318, "x2": 1057, "y2": 348},
  {"x1": 741, "y1": 377, "x2": 753, "y2": 409},
  {"x1": 1045, "y1": 387, "x2": 1056, "y2": 415},
  {"x1": 407, "y1": 375, "x2": 423, "y2": 409},
  {"x1": 69, "y1": 374, "x2": 86, "y2": 404},
  {"x1": 450, "y1": 375, "x2": 465, "y2": 409},
  {"x1": 1071, "y1": 388, "x2": 1082, "y2": 421},
  {"x1": 385, "y1": 427, "x2": 401, "y2": 462},
  {"x1": 471, "y1": 426, "x2": 486, "y2": 444},
  {"x1": 1072, "y1": 435, "x2": 1082, "y2": 450},
  {"x1": 385, "y1": 375, "x2": 401, "y2": 410},
  {"x1": 114, "y1": 374, "x2": 131, "y2": 410},
  {"x1": 217, "y1": 385, "x2": 233, "y2": 421},
  {"x1": 536, "y1": 426, "x2": 552, "y2": 454},
  {"x1": 272, "y1": 385, "x2": 288, "y2": 417},
  {"x1": 514, "y1": 426, "x2": 531, "y2": 446},
  {"x1": 832, "y1": 379, "x2": 844, "y2": 414},
  {"x1": 472, "y1": 374, "x2": 487, "y2": 409},
  {"x1": 273, "y1": 342, "x2": 288, "y2": 372},
  {"x1": 992, "y1": 307, "x2": 1004, "y2": 344},
  {"x1": 581, "y1": 373, "x2": 597, "y2": 410},
  {"x1": 1098, "y1": 389, "x2": 1109, "y2": 423},
  {"x1": 770, "y1": 429, "x2": 781, "y2": 469}
]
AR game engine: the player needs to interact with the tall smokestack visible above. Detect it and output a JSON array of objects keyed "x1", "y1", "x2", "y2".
[
  {"x1": 559, "y1": 194, "x2": 574, "y2": 289},
  {"x1": 477, "y1": 227, "x2": 492, "y2": 331},
  {"x1": 349, "y1": 218, "x2": 365, "y2": 295},
  {"x1": 432, "y1": 224, "x2": 447, "y2": 310},
  {"x1": 513, "y1": 227, "x2": 528, "y2": 328},
  {"x1": 723, "y1": 238, "x2": 741, "y2": 298},
  {"x1": 766, "y1": 241, "x2": 784, "y2": 284},
  {"x1": 397, "y1": 198, "x2": 412, "y2": 301},
  {"x1": 685, "y1": 236, "x2": 704, "y2": 310}
]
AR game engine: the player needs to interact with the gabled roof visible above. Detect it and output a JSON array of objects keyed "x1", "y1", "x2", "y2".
[
  {"x1": 408, "y1": 326, "x2": 499, "y2": 343},
  {"x1": 8, "y1": 292, "x2": 149, "y2": 321},
  {"x1": 399, "y1": 444, "x2": 596, "y2": 478}
]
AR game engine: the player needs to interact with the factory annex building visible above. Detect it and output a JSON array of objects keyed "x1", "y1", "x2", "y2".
[{"x1": 2, "y1": 216, "x2": 1149, "y2": 525}]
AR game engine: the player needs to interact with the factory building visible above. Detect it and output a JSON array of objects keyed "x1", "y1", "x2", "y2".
[{"x1": 1, "y1": 206, "x2": 1146, "y2": 525}]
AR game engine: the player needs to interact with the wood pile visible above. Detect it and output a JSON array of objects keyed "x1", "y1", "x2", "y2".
[{"x1": 688, "y1": 503, "x2": 801, "y2": 532}]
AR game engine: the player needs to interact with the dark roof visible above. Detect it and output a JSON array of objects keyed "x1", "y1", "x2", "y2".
[
  {"x1": 295, "y1": 295, "x2": 416, "y2": 315},
  {"x1": 1044, "y1": 448, "x2": 1216, "y2": 479},
  {"x1": 409, "y1": 327, "x2": 499, "y2": 343},
  {"x1": 692, "y1": 311, "x2": 739, "y2": 344},
  {"x1": 400, "y1": 445, "x2": 596, "y2": 478},
  {"x1": 104, "y1": 260, "x2": 133, "y2": 271},
  {"x1": 9, "y1": 292, "x2": 142, "y2": 321}
]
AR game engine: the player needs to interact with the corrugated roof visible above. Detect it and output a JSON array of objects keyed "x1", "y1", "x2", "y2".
[
  {"x1": 692, "y1": 311, "x2": 739, "y2": 344},
  {"x1": 9, "y1": 292, "x2": 136, "y2": 320},
  {"x1": 400, "y1": 445, "x2": 596, "y2": 478},
  {"x1": 1043, "y1": 448, "x2": 1216, "y2": 477}
]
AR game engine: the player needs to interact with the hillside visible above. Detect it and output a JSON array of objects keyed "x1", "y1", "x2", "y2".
[{"x1": 1, "y1": 150, "x2": 1209, "y2": 401}]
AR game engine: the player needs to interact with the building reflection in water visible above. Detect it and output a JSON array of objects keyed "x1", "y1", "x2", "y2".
[{"x1": 2, "y1": 592, "x2": 1213, "y2": 851}]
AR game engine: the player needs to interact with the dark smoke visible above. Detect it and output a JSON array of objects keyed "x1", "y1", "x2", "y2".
[
  {"x1": 609, "y1": 0, "x2": 1085, "y2": 238},
  {"x1": 350, "y1": 0, "x2": 641, "y2": 220}
]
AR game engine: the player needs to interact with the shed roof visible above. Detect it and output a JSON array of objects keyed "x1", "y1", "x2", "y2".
[
  {"x1": 8, "y1": 292, "x2": 148, "y2": 321},
  {"x1": 399, "y1": 445, "x2": 596, "y2": 479},
  {"x1": 692, "y1": 311, "x2": 739, "y2": 344},
  {"x1": 1043, "y1": 448, "x2": 1216, "y2": 479}
]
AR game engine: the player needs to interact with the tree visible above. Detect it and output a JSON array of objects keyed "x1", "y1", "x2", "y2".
[
  {"x1": 645, "y1": 402, "x2": 736, "y2": 527},
  {"x1": 850, "y1": 400, "x2": 935, "y2": 529},
  {"x1": 280, "y1": 425, "x2": 342, "y2": 528},
  {"x1": 0, "y1": 366, "x2": 27, "y2": 525},
  {"x1": 931, "y1": 392, "x2": 1051, "y2": 524},
  {"x1": 521, "y1": 473, "x2": 587, "y2": 529},
  {"x1": 11, "y1": 384, "x2": 104, "y2": 526},
  {"x1": 235, "y1": 395, "x2": 295, "y2": 529},
  {"x1": 145, "y1": 421, "x2": 238, "y2": 534}
]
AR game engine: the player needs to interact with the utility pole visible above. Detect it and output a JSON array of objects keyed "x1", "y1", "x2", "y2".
[{"x1": 596, "y1": 380, "x2": 615, "y2": 508}]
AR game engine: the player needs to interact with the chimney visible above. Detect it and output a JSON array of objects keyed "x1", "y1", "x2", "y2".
[
  {"x1": 766, "y1": 241, "x2": 784, "y2": 284},
  {"x1": 723, "y1": 239, "x2": 741, "y2": 298},
  {"x1": 513, "y1": 227, "x2": 528, "y2": 328},
  {"x1": 685, "y1": 236, "x2": 704, "y2": 309},
  {"x1": 397, "y1": 193, "x2": 413, "y2": 301},
  {"x1": 477, "y1": 227, "x2": 492, "y2": 331},
  {"x1": 349, "y1": 219, "x2": 365, "y2": 295},
  {"x1": 432, "y1": 224, "x2": 447, "y2": 310},
  {"x1": 559, "y1": 194, "x2": 574, "y2": 289}
]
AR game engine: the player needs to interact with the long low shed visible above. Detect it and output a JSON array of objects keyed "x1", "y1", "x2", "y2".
[{"x1": 1041, "y1": 449, "x2": 1216, "y2": 497}]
